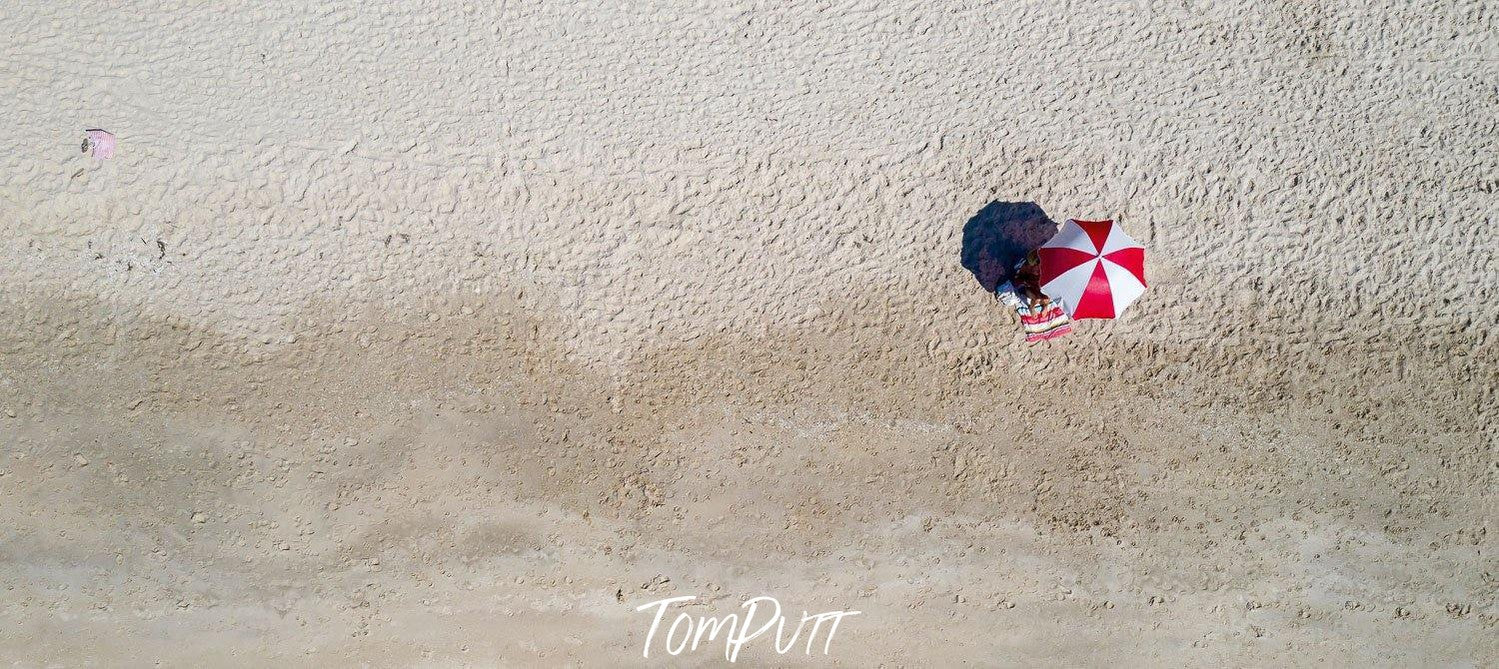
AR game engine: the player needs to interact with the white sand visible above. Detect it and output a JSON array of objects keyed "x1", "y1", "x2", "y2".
[{"x1": 1, "y1": 0, "x2": 1494, "y2": 665}]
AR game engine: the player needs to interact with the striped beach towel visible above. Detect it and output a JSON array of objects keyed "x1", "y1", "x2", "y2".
[{"x1": 1017, "y1": 300, "x2": 1072, "y2": 342}]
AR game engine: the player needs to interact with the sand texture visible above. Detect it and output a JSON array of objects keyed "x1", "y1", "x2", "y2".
[{"x1": 1, "y1": 0, "x2": 1495, "y2": 665}]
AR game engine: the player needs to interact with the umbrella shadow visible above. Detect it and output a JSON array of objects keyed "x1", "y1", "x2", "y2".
[{"x1": 960, "y1": 200, "x2": 1059, "y2": 293}]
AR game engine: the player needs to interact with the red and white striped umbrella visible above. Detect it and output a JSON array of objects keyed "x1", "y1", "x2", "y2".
[{"x1": 1037, "y1": 219, "x2": 1147, "y2": 320}]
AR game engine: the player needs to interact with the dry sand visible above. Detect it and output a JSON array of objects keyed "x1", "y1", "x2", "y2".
[{"x1": 1, "y1": 0, "x2": 1495, "y2": 666}]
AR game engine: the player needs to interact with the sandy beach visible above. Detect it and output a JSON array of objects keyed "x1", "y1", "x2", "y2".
[{"x1": 1, "y1": 0, "x2": 1494, "y2": 665}]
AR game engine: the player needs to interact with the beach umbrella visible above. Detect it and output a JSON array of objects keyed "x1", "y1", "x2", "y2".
[{"x1": 1037, "y1": 219, "x2": 1146, "y2": 320}]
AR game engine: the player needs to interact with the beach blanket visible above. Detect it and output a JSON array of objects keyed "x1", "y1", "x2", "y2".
[
  {"x1": 996, "y1": 280, "x2": 1072, "y2": 342},
  {"x1": 1017, "y1": 301, "x2": 1072, "y2": 342}
]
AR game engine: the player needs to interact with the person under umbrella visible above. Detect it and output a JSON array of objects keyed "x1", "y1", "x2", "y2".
[{"x1": 996, "y1": 251, "x2": 1073, "y2": 342}]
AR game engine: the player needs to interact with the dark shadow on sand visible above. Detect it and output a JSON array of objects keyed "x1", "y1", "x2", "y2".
[{"x1": 960, "y1": 200, "x2": 1058, "y2": 293}]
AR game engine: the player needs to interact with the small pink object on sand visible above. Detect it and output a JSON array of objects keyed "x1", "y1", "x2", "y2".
[{"x1": 83, "y1": 129, "x2": 115, "y2": 159}]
